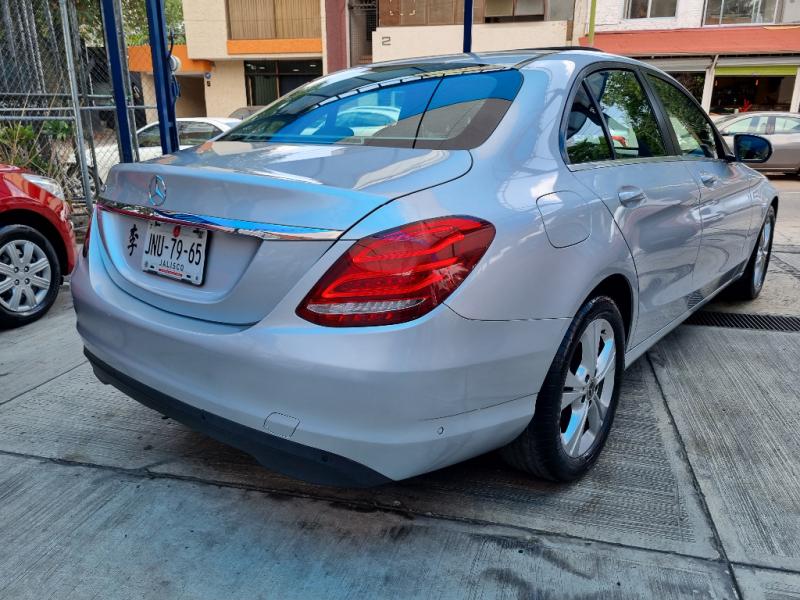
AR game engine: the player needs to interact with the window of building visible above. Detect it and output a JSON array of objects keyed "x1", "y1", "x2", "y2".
[
  {"x1": 648, "y1": 75, "x2": 719, "y2": 159},
  {"x1": 564, "y1": 83, "x2": 613, "y2": 164},
  {"x1": 485, "y1": 0, "x2": 545, "y2": 22},
  {"x1": 245, "y1": 60, "x2": 323, "y2": 106},
  {"x1": 586, "y1": 70, "x2": 667, "y2": 159},
  {"x1": 227, "y1": 0, "x2": 321, "y2": 40},
  {"x1": 773, "y1": 116, "x2": 800, "y2": 133},
  {"x1": 723, "y1": 115, "x2": 769, "y2": 134},
  {"x1": 704, "y1": 0, "x2": 781, "y2": 25},
  {"x1": 626, "y1": 0, "x2": 677, "y2": 18}
]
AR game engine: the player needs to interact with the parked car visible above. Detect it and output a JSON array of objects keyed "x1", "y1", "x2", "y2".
[
  {"x1": 0, "y1": 165, "x2": 76, "y2": 328},
  {"x1": 72, "y1": 49, "x2": 777, "y2": 487},
  {"x1": 715, "y1": 112, "x2": 800, "y2": 175},
  {"x1": 88, "y1": 117, "x2": 240, "y2": 183}
]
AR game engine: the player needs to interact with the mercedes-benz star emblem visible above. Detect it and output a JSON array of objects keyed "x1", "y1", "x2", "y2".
[{"x1": 148, "y1": 175, "x2": 167, "y2": 207}]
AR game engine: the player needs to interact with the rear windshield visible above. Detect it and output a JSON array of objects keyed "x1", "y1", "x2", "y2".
[{"x1": 221, "y1": 64, "x2": 523, "y2": 150}]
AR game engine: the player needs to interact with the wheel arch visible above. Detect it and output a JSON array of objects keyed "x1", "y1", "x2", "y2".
[
  {"x1": 583, "y1": 273, "x2": 635, "y2": 345},
  {"x1": 0, "y1": 209, "x2": 69, "y2": 275}
]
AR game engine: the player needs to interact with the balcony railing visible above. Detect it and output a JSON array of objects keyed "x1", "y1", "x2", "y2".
[{"x1": 227, "y1": 0, "x2": 321, "y2": 39}]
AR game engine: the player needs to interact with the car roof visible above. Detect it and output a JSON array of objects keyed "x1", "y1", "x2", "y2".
[
  {"x1": 369, "y1": 47, "x2": 643, "y2": 71},
  {"x1": 721, "y1": 111, "x2": 799, "y2": 120}
]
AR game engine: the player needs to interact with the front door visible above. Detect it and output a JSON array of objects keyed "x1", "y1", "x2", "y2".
[
  {"x1": 566, "y1": 68, "x2": 703, "y2": 347},
  {"x1": 646, "y1": 74, "x2": 754, "y2": 292}
]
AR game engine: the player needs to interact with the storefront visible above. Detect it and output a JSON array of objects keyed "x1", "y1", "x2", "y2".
[
  {"x1": 585, "y1": 26, "x2": 800, "y2": 114},
  {"x1": 710, "y1": 65, "x2": 797, "y2": 114}
]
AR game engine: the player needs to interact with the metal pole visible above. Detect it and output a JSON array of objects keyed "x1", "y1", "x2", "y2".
[
  {"x1": 587, "y1": 0, "x2": 597, "y2": 46},
  {"x1": 463, "y1": 0, "x2": 473, "y2": 53},
  {"x1": 145, "y1": 0, "x2": 179, "y2": 154},
  {"x1": 100, "y1": 0, "x2": 135, "y2": 164},
  {"x1": 59, "y1": 0, "x2": 94, "y2": 211}
]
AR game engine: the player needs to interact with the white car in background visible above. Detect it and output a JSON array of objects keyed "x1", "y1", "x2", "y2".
[{"x1": 88, "y1": 118, "x2": 240, "y2": 183}]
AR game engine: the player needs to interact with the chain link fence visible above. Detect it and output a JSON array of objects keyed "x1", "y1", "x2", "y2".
[
  {"x1": 0, "y1": 0, "x2": 172, "y2": 239},
  {"x1": 0, "y1": 0, "x2": 92, "y2": 221}
]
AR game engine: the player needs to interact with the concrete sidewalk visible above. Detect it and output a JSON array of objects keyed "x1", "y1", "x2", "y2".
[{"x1": 1, "y1": 181, "x2": 799, "y2": 599}]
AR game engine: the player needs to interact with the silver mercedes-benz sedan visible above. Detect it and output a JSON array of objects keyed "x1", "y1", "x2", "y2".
[{"x1": 72, "y1": 49, "x2": 778, "y2": 487}]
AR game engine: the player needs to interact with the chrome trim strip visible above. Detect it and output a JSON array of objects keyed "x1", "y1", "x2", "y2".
[{"x1": 96, "y1": 199, "x2": 343, "y2": 241}]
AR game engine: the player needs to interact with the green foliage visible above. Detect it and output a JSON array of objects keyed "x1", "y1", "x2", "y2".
[
  {"x1": 0, "y1": 122, "x2": 73, "y2": 197},
  {"x1": 75, "y1": 0, "x2": 185, "y2": 46}
]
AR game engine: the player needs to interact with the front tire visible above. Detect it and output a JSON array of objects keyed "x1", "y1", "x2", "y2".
[
  {"x1": 500, "y1": 296, "x2": 625, "y2": 481},
  {"x1": 726, "y1": 206, "x2": 775, "y2": 301},
  {"x1": 0, "y1": 225, "x2": 62, "y2": 329}
]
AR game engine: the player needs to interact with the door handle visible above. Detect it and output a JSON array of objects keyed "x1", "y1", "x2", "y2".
[
  {"x1": 618, "y1": 186, "x2": 646, "y2": 206},
  {"x1": 700, "y1": 171, "x2": 718, "y2": 187}
]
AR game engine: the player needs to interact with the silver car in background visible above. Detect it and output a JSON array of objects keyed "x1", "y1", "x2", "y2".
[
  {"x1": 716, "y1": 111, "x2": 800, "y2": 175},
  {"x1": 72, "y1": 49, "x2": 778, "y2": 486}
]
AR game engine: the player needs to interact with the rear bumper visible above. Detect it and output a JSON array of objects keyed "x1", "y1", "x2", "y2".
[
  {"x1": 86, "y1": 349, "x2": 389, "y2": 487},
  {"x1": 72, "y1": 233, "x2": 569, "y2": 482}
]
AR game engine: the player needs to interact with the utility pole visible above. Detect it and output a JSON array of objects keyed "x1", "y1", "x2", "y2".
[
  {"x1": 587, "y1": 0, "x2": 598, "y2": 46},
  {"x1": 463, "y1": 0, "x2": 473, "y2": 53}
]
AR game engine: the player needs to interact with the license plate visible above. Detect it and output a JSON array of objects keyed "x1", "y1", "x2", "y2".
[{"x1": 141, "y1": 220, "x2": 208, "y2": 285}]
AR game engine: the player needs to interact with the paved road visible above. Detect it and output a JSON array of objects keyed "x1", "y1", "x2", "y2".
[{"x1": 1, "y1": 180, "x2": 799, "y2": 599}]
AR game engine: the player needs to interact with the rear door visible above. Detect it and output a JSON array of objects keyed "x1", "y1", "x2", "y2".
[
  {"x1": 765, "y1": 115, "x2": 800, "y2": 171},
  {"x1": 645, "y1": 73, "x2": 754, "y2": 292},
  {"x1": 566, "y1": 67, "x2": 702, "y2": 347}
]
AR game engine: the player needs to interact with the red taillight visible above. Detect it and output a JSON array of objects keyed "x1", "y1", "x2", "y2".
[{"x1": 297, "y1": 216, "x2": 495, "y2": 327}]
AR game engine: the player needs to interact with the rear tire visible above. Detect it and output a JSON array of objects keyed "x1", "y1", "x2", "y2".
[
  {"x1": 0, "y1": 225, "x2": 62, "y2": 329},
  {"x1": 500, "y1": 296, "x2": 625, "y2": 481},
  {"x1": 725, "y1": 206, "x2": 775, "y2": 301}
]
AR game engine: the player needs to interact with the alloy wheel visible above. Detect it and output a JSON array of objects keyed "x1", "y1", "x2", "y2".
[
  {"x1": 753, "y1": 217, "x2": 772, "y2": 290},
  {"x1": 0, "y1": 239, "x2": 52, "y2": 313},
  {"x1": 560, "y1": 317, "x2": 616, "y2": 458}
]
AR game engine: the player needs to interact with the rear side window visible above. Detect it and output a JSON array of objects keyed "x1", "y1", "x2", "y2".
[
  {"x1": 773, "y1": 116, "x2": 800, "y2": 134},
  {"x1": 137, "y1": 125, "x2": 160, "y2": 148},
  {"x1": 565, "y1": 83, "x2": 613, "y2": 164},
  {"x1": 221, "y1": 67, "x2": 523, "y2": 150},
  {"x1": 724, "y1": 116, "x2": 768, "y2": 135},
  {"x1": 178, "y1": 121, "x2": 221, "y2": 146},
  {"x1": 586, "y1": 70, "x2": 667, "y2": 159},
  {"x1": 647, "y1": 75, "x2": 719, "y2": 159}
]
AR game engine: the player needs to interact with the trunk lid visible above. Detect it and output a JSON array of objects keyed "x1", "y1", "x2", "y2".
[{"x1": 95, "y1": 142, "x2": 472, "y2": 325}]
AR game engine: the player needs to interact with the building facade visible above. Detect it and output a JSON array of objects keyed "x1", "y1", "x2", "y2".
[
  {"x1": 584, "y1": 0, "x2": 800, "y2": 114},
  {"x1": 370, "y1": 0, "x2": 585, "y2": 61},
  {"x1": 176, "y1": 0, "x2": 800, "y2": 117},
  {"x1": 181, "y1": 0, "x2": 353, "y2": 118}
]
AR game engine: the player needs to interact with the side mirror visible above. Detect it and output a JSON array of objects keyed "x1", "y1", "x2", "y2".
[{"x1": 733, "y1": 134, "x2": 772, "y2": 164}]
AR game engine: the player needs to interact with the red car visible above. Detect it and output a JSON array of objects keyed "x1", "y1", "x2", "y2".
[{"x1": 0, "y1": 165, "x2": 76, "y2": 328}]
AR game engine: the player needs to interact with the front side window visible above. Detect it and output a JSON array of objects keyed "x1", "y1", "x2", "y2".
[
  {"x1": 484, "y1": 0, "x2": 545, "y2": 22},
  {"x1": 222, "y1": 65, "x2": 523, "y2": 150},
  {"x1": 586, "y1": 70, "x2": 667, "y2": 159},
  {"x1": 648, "y1": 75, "x2": 719, "y2": 159},
  {"x1": 773, "y1": 116, "x2": 800, "y2": 134},
  {"x1": 565, "y1": 83, "x2": 613, "y2": 164},
  {"x1": 626, "y1": 0, "x2": 677, "y2": 18},
  {"x1": 724, "y1": 116, "x2": 769, "y2": 134}
]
